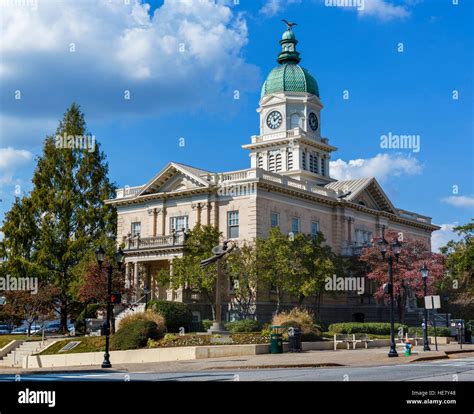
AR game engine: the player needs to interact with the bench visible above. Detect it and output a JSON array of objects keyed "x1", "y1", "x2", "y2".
[
  {"x1": 333, "y1": 334, "x2": 353, "y2": 350},
  {"x1": 397, "y1": 332, "x2": 423, "y2": 347},
  {"x1": 351, "y1": 333, "x2": 374, "y2": 349}
]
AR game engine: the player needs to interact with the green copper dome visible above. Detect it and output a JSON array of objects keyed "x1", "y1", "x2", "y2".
[
  {"x1": 261, "y1": 64, "x2": 319, "y2": 98},
  {"x1": 261, "y1": 26, "x2": 319, "y2": 98}
]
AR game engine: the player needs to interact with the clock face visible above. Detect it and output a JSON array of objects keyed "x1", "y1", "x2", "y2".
[
  {"x1": 308, "y1": 112, "x2": 319, "y2": 131},
  {"x1": 266, "y1": 111, "x2": 283, "y2": 130}
]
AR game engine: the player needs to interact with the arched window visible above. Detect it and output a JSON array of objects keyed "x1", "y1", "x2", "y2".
[
  {"x1": 321, "y1": 156, "x2": 326, "y2": 175},
  {"x1": 290, "y1": 113, "x2": 301, "y2": 129},
  {"x1": 309, "y1": 153, "x2": 314, "y2": 172},
  {"x1": 302, "y1": 151, "x2": 307, "y2": 170},
  {"x1": 268, "y1": 152, "x2": 275, "y2": 172},
  {"x1": 287, "y1": 150, "x2": 293, "y2": 170},
  {"x1": 276, "y1": 153, "x2": 282, "y2": 172},
  {"x1": 257, "y1": 153, "x2": 263, "y2": 169}
]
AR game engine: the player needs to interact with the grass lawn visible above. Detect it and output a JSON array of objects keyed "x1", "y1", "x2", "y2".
[
  {"x1": 0, "y1": 335, "x2": 42, "y2": 348},
  {"x1": 39, "y1": 336, "x2": 105, "y2": 355}
]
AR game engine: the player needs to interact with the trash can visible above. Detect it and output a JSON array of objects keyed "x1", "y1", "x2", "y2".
[
  {"x1": 270, "y1": 325, "x2": 283, "y2": 354},
  {"x1": 465, "y1": 328, "x2": 472, "y2": 343},
  {"x1": 288, "y1": 327, "x2": 302, "y2": 352}
]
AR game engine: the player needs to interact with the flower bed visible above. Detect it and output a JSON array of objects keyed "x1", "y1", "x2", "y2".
[{"x1": 147, "y1": 333, "x2": 270, "y2": 348}]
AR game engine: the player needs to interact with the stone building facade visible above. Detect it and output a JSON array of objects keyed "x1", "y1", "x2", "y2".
[{"x1": 106, "y1": 27, "x2": 439, "y2": 325}]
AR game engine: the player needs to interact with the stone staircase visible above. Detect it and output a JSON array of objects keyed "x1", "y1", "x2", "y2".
[
  {"x1": 114, "y1": 303, "x2": 146, "y2": 331},
  {"x1": 0, "y1": 339, "x2": 56, "y2": 368}
]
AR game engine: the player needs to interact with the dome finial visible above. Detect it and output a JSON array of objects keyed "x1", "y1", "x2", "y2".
[{"x1": 278, "y1": 20, "x2": 301, "y2": 64}]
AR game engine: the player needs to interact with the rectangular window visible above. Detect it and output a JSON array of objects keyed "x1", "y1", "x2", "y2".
[
  {"x1": 170, "y1": 216, "x2": 189, "y2": 232},
  {"x1": 355, "y1": 230, "x2": 373, "y2": 245},
  {"x1": 131, "y1": 222, "x2": 141, "y2": 237},
  {"x1": 311, "y1": 221, "x2": 319, "y2": 240},
  {"x1": 227, "y1": 211, "x2": 239, "y2": 239},
  {"x1": 271, "y1": 212, "x2": 280, "y2": 228},
  {"x1": 291, "y1": 217, "x2": 300, "y2": 234}
]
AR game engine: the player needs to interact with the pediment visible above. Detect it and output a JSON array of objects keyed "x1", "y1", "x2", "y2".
[
  {"x1": 138, "y1": 162, "x2": 211, "y2": 196},
  {"x1": 259, "y1": 94, "x2": 286, "y2": 107},
  {"x1": 326, "y1": 178, "x2": 396, "y2": 214}
]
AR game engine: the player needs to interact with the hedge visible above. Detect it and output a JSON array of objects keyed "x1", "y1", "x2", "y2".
[
  {"x1": 224, "y1": 320, "x2": 261, "y2": 333},
  {"x1": 146, "y1": 300, "x2": 193, "y2": 332},
  {"x1": 328, "y1": 322, "x2": 408, "y2": 335},
  {"x1": 408, "y1": 327, "x2": 452, "y2": 337}
]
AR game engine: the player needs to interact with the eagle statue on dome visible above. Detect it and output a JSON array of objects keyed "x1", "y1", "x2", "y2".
[{"x1": 282, "y1": 19, "x2": 298, "y2": 30}]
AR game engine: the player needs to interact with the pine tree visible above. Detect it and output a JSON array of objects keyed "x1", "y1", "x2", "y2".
[{"x1": 0, "y1": 103, "x2": 117, "y2": 332}]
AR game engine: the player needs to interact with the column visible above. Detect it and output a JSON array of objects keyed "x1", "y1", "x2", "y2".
[
  {"x1": 161, "y1": 205, "x2": 167, "y2": 235},
  {"x1": 152, "y1": 208, "x2": 158, "y2": 237},
  {"x1": 125, "y1": 262, "x2": 131, "y2": 289},
  {"x1": 192, "y1": 202, "x2": 202, "y2": 226},
  {"x1": 133, "y1": 261, "x2": 139, "y2": 301},
  {"x1": 205, "y1": 201, "x2": 211, "y2": 226}
]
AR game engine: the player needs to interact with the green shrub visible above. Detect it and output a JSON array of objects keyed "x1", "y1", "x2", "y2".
[
  {"x1": 202, "y1": 320, "x2": 213, "y2": 331},
  {"x1": 110, "y1": 320, "x2": 160, "y2": 350},
  {"x1": 328, "y1": 322, "x2": 408, "y2": 335},
  {"x1": 408, "y1": 327, "x2": 452, "y2": 337},
  {"x1": 119, "y1": 311, "x2": 166, "y2": 337},
  {"x1": 224, "y1": 319, "x2": 260, "y2": 333},
  {"x1": 272, "y1": 308, "x2": 321, "y2": 336},
  {"x1": 147, "y1": 300, "x2": 192, "y2": 332}
]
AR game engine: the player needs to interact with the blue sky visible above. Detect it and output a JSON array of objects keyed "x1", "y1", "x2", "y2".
[{"x1": 0, "y1": 0, "x2": 472, "y2": 251}]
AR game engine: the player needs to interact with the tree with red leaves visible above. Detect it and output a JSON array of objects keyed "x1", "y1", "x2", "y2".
[
  {"x1": 359, "y1": 230, "x2": 445, "y2": 323},
  {"x1": 78, "y1": 260, "x2": 131, "y2": 334},
  {"x1": 2, "y1": 285, "x2": 59, "y2": 336}
]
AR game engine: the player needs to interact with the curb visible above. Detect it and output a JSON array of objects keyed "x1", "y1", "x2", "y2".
[
  {"x1": 206, "y1": 363, "x2": 344, "y2": 370},
  {"x1": 409, "y1": 354, "x2": 449, "y2": 363}
]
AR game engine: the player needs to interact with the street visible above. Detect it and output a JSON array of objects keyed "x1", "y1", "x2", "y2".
[{"x1": 1, "y1": 357, "x2": 473, "y2": 382}]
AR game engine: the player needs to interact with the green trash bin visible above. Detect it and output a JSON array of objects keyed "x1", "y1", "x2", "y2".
[{"x1": 270, "y1": 325, "x2": 283, "y2": 354}]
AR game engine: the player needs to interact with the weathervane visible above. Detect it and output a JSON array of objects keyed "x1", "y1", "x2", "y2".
[{"x1": 282, "y1": 19, "x2": 298, "y2": 30}]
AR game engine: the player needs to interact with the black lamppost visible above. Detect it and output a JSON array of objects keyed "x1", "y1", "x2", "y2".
[
  {"x1": 200, "y1": 240, "x2": 236, "y2": 333},
  {"x1": 420, "y1": 263, "x2": 431, "y2": 351},
  {"x1": 95, "y1": 245, "x2": 125, "y2": 369},
  {"x1": 443, "y1": 294, "x2": 449, "y2": 328},
  {"x1": 144, "y1": 285, "x2": 150, "y2": 307},
  {"x1": 378, "y1": 234, "x2": 401, "y2": 357}
]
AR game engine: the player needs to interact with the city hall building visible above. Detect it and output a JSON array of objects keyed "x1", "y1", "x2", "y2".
[{"x1": 106, "y1": 27, "x2": 439, "y2": 325}]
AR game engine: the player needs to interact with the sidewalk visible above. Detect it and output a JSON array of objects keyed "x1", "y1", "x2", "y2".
[{"x1": 0, "y1": 344, "x2": 472, "y2": 375}]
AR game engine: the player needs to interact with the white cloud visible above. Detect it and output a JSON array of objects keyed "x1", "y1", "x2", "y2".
[
  {"x1": 0, "y1": 0, "x2": 259, "y2": 145},
  {"x1": 441, "y1": 196, "x2": 474, "y2": 209},
  {"x1": 358, "y1": 0, "x2": 410, "y2": 21},
  {"x1": 330, "y1": 153, "x2": 422, "y2": 182},
  {"x1": 431, "y1": 223, "x2": 461, "y2": 253},
  {"x1": 260, "y1": 0, "x2": 302, "y2": 17},
  {"x1": 0, "y1": 146, "x2": 34, "y2": 186}
]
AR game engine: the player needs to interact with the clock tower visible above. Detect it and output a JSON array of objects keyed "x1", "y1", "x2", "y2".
[{"x1": 242, "y1": 24, "x2": 336, "y2": 186}]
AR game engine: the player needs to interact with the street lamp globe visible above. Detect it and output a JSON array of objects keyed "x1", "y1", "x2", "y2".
[
  {"x1": 114, "y1": 247, "x2": 125, "y2": 268},
  {"x1": 420, "y1": 263, "x2": 429, "y2": 279},
  {"x1": 95, "y1": 246, "x2": 105, "y2": 266},
  {"x1": 378, "y1": 237, "x2": 388, "y2": 257},
  {"x1": 392, "y1": 239, "x2": 402, "y2": 258}
]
